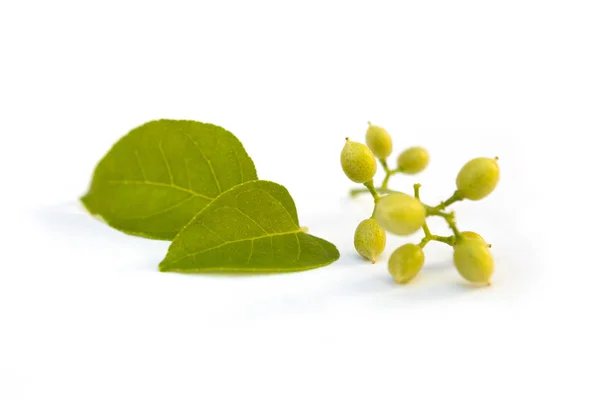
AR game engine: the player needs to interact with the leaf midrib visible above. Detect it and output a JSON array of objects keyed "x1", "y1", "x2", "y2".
[
  {"x1": 161, "y1": 228, "x2": 306, "y2": 268},
  {"x1": 107, "y1": 180, "x2": 215, "y2": 201}
]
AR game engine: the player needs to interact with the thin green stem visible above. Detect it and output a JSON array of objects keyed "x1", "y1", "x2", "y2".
[
  {"x1": 363, "y1": 180, "x2": 380, "y2": 218},
  {"x1": 414, "y1": 183, "x2": 436, "y2": 249},
  {"x1": 380, "y1": 159, "x2": 391, "y2": 174},
  {"x1": 414, "y1": 183, "x2": 432, "y2": 238},
  {"x1": 435, "y1": 190, "x2": 464, "y2": 211},
  {"x1": 349, "y1": 162, "x2": 467, "y2": 248},
  {"x1": 419, "y1": 234, "x2": 456, "y2": 248},
  {"x1": 379, "y1": 159, "x2": 393, "y2": 190},
  {"x1": 364, "y1": 180, "x2": 380, "y2": 201},
  {"x1": 450, "y1": 223, "x2": 460, "y2": 238},
  {"x1": 413, "y1": 183, "x2": 421, "y2": 199},
  {"x1": 430, "y1": 235, "x2": 456, "y2": 246},
  {"x1": 349, "y1": 187, "x2": 369, "y2": 197},
  {"x1": 350, "y1": 186, "x2": 399, "y2": 197},
  {"x1": 381, "y1": 174, "x2": 391, "y2": 190},
  {"x1": 422, "y1": 221, "x2": 432, "y2": 238},
  {"x1": 425, "y1": 206, "x2": 461, "y2": 237}
]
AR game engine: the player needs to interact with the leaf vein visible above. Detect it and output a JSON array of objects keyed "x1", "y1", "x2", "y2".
[
  {"x1": 224, "y1": 206, "x2": 270, "y2": 235},
  {"x1": 307, "y1": 234, "x2": 330, "y2": 258},
  {"x1": 184, "y1": 158, "x2": 192, "y2": 190},
  {"x1": 106, "y1": 180, "x2": 214, "y2": 201},
  {"x1": 158, "y1": 140, "x2": 174, "y2": 184},
  {"x1": 134, "y1": 151, "x2": 147, "y2": 180},
  {"x1": 164, "y1": 229, "x2": 305, "y2": 267},
  {"x1": 118, "y1": 195, "x2": 196, "y2": 220},
  {"x1": 295, "y1": 233, "x2": 301, "y2": 262},
  {"x1": 234, "y1": 148, "x2": 244, "y2": 182},
  {"x1": 181, "y1": 131, "x2": 222, "y2": 194},
  {"x1": 200, "y1": 222, "x2": 227, "y2": 243},
  {"x1": 261, "y1": 190, "x2": 297, "y2": 226}
]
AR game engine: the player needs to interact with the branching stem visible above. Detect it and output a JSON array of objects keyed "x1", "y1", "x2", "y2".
[
  {"x1": 364, "y1": 180, "x2": 380, "y2": 217},
  {"x1": 425, "y1": 206, "x2": 461, "y2": 237},
  {"x1": 350, "y1": 156, "x2": 470, "y2": 251},
  {"x1": 435, "y1": 190, "x2": 464, "y2": 211},
  {"x1": 350, "y1": 187, "x2": 398, "y2": 196}
]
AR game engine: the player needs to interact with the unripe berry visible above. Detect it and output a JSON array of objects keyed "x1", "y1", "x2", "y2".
[
  {"x1": 365, "y1": 122, "x2": 393, "y2": 159},
  {"x1": 453, "y1": 237, "x2": 494, "y2": 284},
  {"x1": 456, "y1": 157, "x2": 500, "y2": 200},
  {"x1": 397, "y1": 146, "x2": 429, "y2": 174},
  {"x1": 374, "y1": 192, "x2": 426, "y2": 236},
  {"x1": 353, "y1": 218, "x2": 386, "y2": 263},
  {"x1": 340, "y1": 138, "x2": 377, "y2": 183},
  {"x1": 388, "y1": 243, "x2": 425, "y2": 284},
  {"x1": 460, "y1": 231, "x2": 489, "y2": 247}
]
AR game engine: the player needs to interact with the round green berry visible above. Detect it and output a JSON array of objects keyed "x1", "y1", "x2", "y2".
[
  {"x1": 460, "y1": 231, "x2": 488, "y2": 247},
  {"x1": 340, "y1": 138, "x2": 377, "y2": 183},
  {"x1": 365, "y1": 122, "x2": 393, "y2": 159},
  {"x1": 397, "y1": 146, "x2": 429, "y2": 174},
  {"x1": 456, "y1": 157, "x2": 500, "y2": 200},
  {"x1": 353, "y1": 218, "x2": 386, "y2": 263},
  {"x1": 388, "y1": 243, "x2": 425, "y2": 284},
  {"x1": 374, "y1": 192, "x2": 426, "y2": 236},
  {"x1": 453, "y1": 237, "x2": 494, "y2": 284}
]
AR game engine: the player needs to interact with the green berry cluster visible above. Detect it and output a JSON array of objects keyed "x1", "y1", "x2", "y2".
[
  {"x1": 341, "y1": 123, "x2": 429, "y2": 263},
  {"x1": 340, "y1": 123, "x2": 500, "y2": 285}
]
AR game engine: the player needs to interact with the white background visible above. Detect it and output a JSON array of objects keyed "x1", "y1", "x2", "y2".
[{"x1": 1, "y1": 0, "x2": 599, "y2": 399}]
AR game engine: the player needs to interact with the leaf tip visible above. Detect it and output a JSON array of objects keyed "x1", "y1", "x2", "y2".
[
  {"x1": 79, "y1": 193, "x2": 97, "y2": 217},
  {"x1": 158, "y1": 262, "x2": 171, "y2": 272},
  {"x1": 79, "y1": 193, "x2": 89, "y2": 207}
]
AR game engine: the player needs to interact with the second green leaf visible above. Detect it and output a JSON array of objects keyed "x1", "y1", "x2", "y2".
[{"x1": 160, "y1": 180, "x2": 340, "y2": 273}]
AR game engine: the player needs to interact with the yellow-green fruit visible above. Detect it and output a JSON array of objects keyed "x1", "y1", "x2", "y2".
[
  {"x1": 453, "y1": 238, "x2": 494, "y2": 284},
  {"x1": 340, "y1": 138, "x2": 377, "y2": 183},
  {"x1": 388, "y1": 243, "x2": 425, "y2": 284},
  {"x1": 460, "y1": 231, "x2": 487, "y2": 246},
  {"x1": 456, "y1": 157, "x2": 500, "y2": 200},
  {"x1": 397, "y1": 146, "x2": 429, "y2": 174},
  {"x1": 365, "y1": 122, "x2": 393, "y2": 159},
  {"x1": 374, "y1": 192, "x2": 426, "y2": 236},
  {"x1": 354, "y1": 218, "x2": 386, "y2": 263}
]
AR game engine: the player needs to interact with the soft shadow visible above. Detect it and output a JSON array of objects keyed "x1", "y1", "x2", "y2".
[
  {"x1": 33, "y1": 201, "x2": 169, "y2": 272},
  {"x1": 373, "y1": 261, "x2": 493, "y2": 302},
  {"x1": 34, "y1": 200, "x2": 127, "y2": 239},
  {"x1": 220, "y1": 260, "x2": 494, "y2": 322}
]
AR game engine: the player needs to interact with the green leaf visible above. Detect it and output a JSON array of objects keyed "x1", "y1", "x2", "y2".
[
  {"x1": 159, "y1": 180, "x2": 340, "y2": 273},
  {"x1": 81, "y1": 119, "x2": 258, "y2": 240}
]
